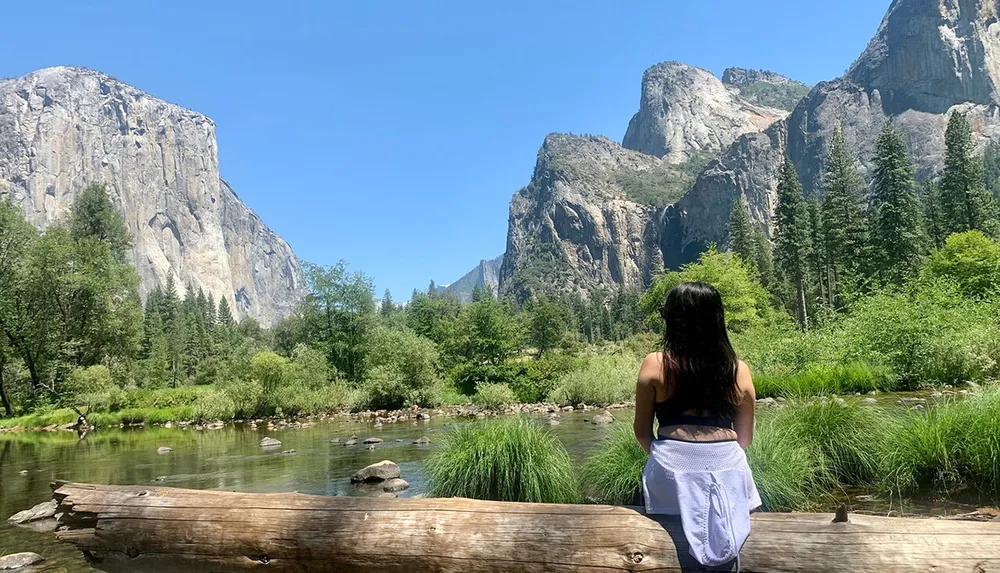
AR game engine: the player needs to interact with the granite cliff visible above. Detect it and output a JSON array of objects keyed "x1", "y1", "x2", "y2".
[
  {"x1": 664, "y1": 0, "x2": 1000, "y2": 266},
  {"x1": 0, "y1": 67, "x2": 304, "y2": 326}
]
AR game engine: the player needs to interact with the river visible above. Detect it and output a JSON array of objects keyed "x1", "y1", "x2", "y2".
[{"x1": 0, "y1": 411, "x2": 610, "y2": 572}]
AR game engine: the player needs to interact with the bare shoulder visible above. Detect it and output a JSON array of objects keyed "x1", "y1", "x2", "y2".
[
  {"x1": 638, "y1": 352, "x2": 664, "y2": 385},
  {"x1": 736, "y1": 360, "x2": 756, "y2": 397}
]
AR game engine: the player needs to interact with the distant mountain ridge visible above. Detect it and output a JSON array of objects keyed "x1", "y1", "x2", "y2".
[
  {"x1": 498, "y1": 0, "x2": 1000, "y2": 300},
  {"x1": 437, "y1": 255, "x2": 503, "y2": 302}
]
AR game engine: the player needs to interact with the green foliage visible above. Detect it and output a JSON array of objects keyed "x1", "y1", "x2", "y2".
[
  {"x1": 63, "y1": 365, "x2": 116, "y2": 411},
  {"x1": 642, "y1": 247, "x2": 773, "y2": 333},
  {"x1": 427, "y1": 417, "x2": 581, "y2": 503},
  {"x1": 472, "y1": 383, "x2": 518, "y2": 410},
  {"x1": 298, "y1": 261, "x2": 377, "y2": 381},
  {"x1": 745, "y1": 413, "x2": 830, "y2": 511},
  {"x1": 525, "y1": 296, "x2": 573, "y2": 357},
  {"x1": 583, "y1": 423, "x2": 647, "y2": 505},
  {"x1": 69, "y1": 183, "x2": 131, "y2": 261},
  {"x1": 773, "y1": 157, "x2": 812, "y2": 329},
  {"x1": 939, "y1": 112, "x2": 1000, "y2": 237},
  {"x1": 449, "y1": 293, "x2": 522, "y2": 366},
  {"x1": 615, "y1": 152, "x2": 713, "y2": 207},
  {"x1": 753, "y1": 362, "x2": 893, "y2": 398},
  {"x1": 726, "y1": 197, "x2": 755, "y2": 263},
  {"x1": 548, "y1": 354, "x2": 639, "y2": 406},
  {"x1": 736, "y1": 80, "x2": 810, "y2": 111},
  {"x1": 831, "y1": 284, "x2": 1000, "y2": 386},
  {"x1": 821, "y1": 126, "x2": 868, "y2": 308},
  {"x1": 922, "y1": 231, "x2": 1000, "y2": 299},
  {"x1": 869, "y1": 121, "x2": 927, "y2": 285},
  {"x1": 879, "y1": 388, "x2": 1000, "y2": 496}
]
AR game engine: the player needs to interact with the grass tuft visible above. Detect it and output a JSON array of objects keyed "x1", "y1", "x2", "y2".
[
  {"x1": 582, "y1": 423, "x2": 647, "y2": 505},
  {"x1": 427, "y1": 417, "x2": 581, "y2": 504}
]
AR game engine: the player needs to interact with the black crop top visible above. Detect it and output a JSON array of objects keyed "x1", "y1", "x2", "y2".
[{"x1": 655, "y1": 397, "x2": 734, "y2": 430}]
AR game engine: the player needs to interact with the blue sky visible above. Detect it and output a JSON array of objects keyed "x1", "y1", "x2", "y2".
[{"x1": 0, "y1": 0, "x2": 889, "y2": 299}]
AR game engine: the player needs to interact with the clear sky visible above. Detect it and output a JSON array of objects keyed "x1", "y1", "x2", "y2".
[{"x1": 0, "y1": 0, "x2": 889, "y2": 300}]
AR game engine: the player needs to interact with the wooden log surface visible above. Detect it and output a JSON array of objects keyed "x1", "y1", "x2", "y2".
[{"x1": 52, "y1": 482, "x2": 1000, "y2": 572}]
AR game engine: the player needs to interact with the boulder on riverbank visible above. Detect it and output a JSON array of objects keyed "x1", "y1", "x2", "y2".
[
  {"x1": 7, "y1": 500, "x2": 56, "y2": 525},
  {"x1": 351, "y1": 460, "x2": 400, "y2": 483},
  {"x1": 0, "y1": 552, "x2": 44, "y2": 570}
]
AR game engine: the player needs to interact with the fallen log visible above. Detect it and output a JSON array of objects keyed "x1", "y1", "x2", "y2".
[{"x1": 52, "y1": 482, "x2": 1000, "y2": 572}]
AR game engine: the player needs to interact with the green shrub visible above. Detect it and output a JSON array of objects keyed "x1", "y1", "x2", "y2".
[
  {"x1": 353, "y1": 366, "x2": 411, "y2": 411},
  {"x1": 288, "y1": 344, "x2": 333, "y2": 389},
  {"x1": 582, "y1": 423, "x2": 647, "y2": 505},
  {"x1": 427, "y1": 417, "x2": 580, "y2": 503},
  {"x1": 922, "y1": 231, "x2": 1000, "y2": 299},
  {"x1": 63, "y1": 365, "x2": 117, "y2": 411},
  {"x1": 193, "y1": 390, "x2": 237, "y2": 422},
  {"x1": 472, "y1": 383, "x2": 518, "y2": 410},
  {"x1": 451, "y1": 363, "x2": 524, "y2": 396},
  {"x1": 641, "y1": 247, "x2": 775, "y2": 333},
  {"x1": 221, "y1": 378, "x2": 265, "y2": 419},
  {"x1": 275, "y1": 383, "x2": 352, "y2": 416},
  {"x1": 548, "y1": 354, "x2": 639, "y2": 406}
]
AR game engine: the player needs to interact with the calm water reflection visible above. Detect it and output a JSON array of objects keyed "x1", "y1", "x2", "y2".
[{"x1": 0, "y1": 411, "x2": 609, "y2": 572}]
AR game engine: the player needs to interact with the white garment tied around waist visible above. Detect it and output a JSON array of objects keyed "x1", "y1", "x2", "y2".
[{"x1": 642, "y1": 439, "x2": 761, "y2": 568}]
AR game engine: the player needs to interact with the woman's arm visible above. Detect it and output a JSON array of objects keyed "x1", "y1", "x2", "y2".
[
  {"x1": 733, "y1": 360, "x2": 756, "y2": 449},
  {"x1": 633, "y1": 353, "x2": 661, "y2": 454}
]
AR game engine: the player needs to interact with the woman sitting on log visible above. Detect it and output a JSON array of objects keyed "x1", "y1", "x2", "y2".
[{"x1": 634, "y1": 281, "x2": 759, "y2": 569}]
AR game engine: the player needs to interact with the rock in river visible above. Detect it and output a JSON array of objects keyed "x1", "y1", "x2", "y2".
[
  {"x1": 0, "y1": 552, "x2": 44, "y2": 570},
  {"x1": 259, "y1": 437, "x2": 282, "y2": 448},
  {"x1": 7, "y1": 500, "x2": 57, "y2": 525},
  {"x1": 382, "y1": 478, "x2": 410, "y2": 493},
  {"x1": 362, "y1": 437, "x2": 383, "y2": 445},
  {"x1": 590, "y1": 411, "x2": 615, "y2": 425},
  {"x1": 351, "y1": 460, "x2": 401, "y2": 483},
  {"x1": 412, "y1": 436, "x2": 431, "y2": 445},
  {"x1": 156, "y1": 446, "x2": 173, "y2": 454}
]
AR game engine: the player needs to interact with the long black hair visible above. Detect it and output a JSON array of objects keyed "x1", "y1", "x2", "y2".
[{"x1": 660, "y1": 282, "x2": 740, "y2": 420}]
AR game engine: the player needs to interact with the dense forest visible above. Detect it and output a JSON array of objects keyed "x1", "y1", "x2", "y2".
[{"x1": 1, "y1": 112, "x2": 999, "y2": 429}]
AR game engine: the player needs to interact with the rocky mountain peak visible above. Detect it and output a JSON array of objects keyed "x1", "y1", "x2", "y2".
[
  {"x1": 848, "y1": 0, "x2": 1000, "y2": 114},
  {"x1": 622, "y1": 61, "x2": 788, "y2": 164},
  {"x1": 0, "y1": 66, "x2": 305, "y2": 326}
]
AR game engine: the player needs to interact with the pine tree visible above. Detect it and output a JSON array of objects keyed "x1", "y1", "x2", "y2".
[
  {"x1": 983, "y1": 141, "x2": 1000, "y2": 202},
  {"x1": 939, "y1": 112, "x2": 1000, "y2": 237},
  {"x1": 923, "y1": 180, "x2": 947, "y2": 249},
  {"x1": 750, "y1": 228, "x2": 776, "y2": 292},
  {"x1": 217, "y1": 296, "x2": 235, "y2": 328},
  {"x1": 820, "y1": 125, "x2": 868, "y2": 307},
  {"x1": 806, "y1": 194, "x2": 827, "y2": 309},
  {"x1": 380, "y1": 289, "x2": 396, "y2": 316},
  {"x1": 773, "y1": 157, "x2": 812, "y2": 330},
  {"x1": 726, "y1": 197, "x2": 755, "y2": 263},
  {"x1": 869, "y1": 121, "x2": 927, "y2": 285}
]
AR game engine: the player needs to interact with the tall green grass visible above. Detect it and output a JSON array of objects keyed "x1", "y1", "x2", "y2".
[
  {"x1": 426, "y1": 417, "x2": 581, "y2": 503},
  {"x1": 754, "y1": 363, "x2": 893, "y2": 398},
  {"x1": 880, "y1": 387, "x2": 1000, "y2": 496},
  {"x1": 582, "y1": 424, "x2": 647, "y2": 505},
  {"x1": 745, "y1": 414, "x2": 831, "y2": 511}
]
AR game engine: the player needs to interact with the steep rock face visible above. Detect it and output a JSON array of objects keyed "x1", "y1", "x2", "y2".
[
  {"x1": 662, "y1": 123, "x2": 788, "y2": 268},
  {"x1": 622, "y1": 62, "x2": 788, "y2": 163},
  {"x1": 499, "y1": 134, "x2": 664, "y2": 300},
  {"x1": 848, "y1": 0, "x2": 1000, "y2": 115},
  {"x1": 665, "y1": 0, "x2": 1000, "y2": 267},
  {"x1": 438, "y1": 255, "x2": 503, "y2": 302},
  {"x1": 0, "y1": 67, "x2": 304, "y2": 325}
]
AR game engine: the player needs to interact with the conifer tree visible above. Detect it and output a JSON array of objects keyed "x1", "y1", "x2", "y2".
[
  {"x1": 726, "y1": 197, "x2": 755, "y2": 263},
  {"x1": 820, "y1": 125, "x2": 868, "y2": 306},
  {"x1": 773, "y1": 157, "x2": 812, "y2": 330},
  {"x1": 750, "y1": 228, "x2": 776, "y2": 292},
  {"x1": 923, "y1": 180, "x2": 947, "y2": 249},
  {"x1": 217, "y1": 296, "x2": 235, "y2": 328},
  {"x1": 869, "y1": 121, "x2": 927, "y2": 285},
  {"x1": 380, "y1": 289, "x2": 396, "y2": 316},
  {"x1": 806, "y1": 194, "x2": 827, "y2": 309},
  {"x1": 939, "y1": 112, "x2": 1000, "y2": 236}
]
